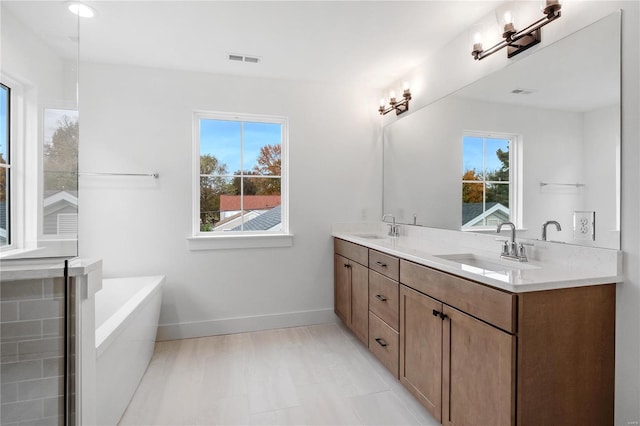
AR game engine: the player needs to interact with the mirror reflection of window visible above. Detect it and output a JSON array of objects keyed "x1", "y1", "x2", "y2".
[
  {"x1": 42, "y1": 108, "x2": 78, "y2": 237},
  {"x1": 0, "y1": 83, "x2": 10, "y2": 247},
  {"x1": 462, "y1": 133, "x2": 513, "y2": 230}
]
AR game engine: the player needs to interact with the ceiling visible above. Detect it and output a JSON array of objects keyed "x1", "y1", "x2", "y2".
[{"x1": 3, "y1": 1, "x2": 504, "y2": 89}]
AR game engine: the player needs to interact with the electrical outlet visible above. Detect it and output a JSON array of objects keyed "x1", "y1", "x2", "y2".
[{"x1": 573, "y1": 210, "x2": 595, "y2": 241}]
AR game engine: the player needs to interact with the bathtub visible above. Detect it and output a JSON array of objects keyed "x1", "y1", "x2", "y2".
[{"x1": 95, "y1": 275, "x2": 164, "y2": 426}]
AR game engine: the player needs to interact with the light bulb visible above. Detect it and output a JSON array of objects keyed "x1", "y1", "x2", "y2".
[
  {"x1": 402, "y1": 82, "x2": 410, "y2": 91},
  {"x1": 389, "y1": 91, "x2": 396, "y2": 100},
  {"x1": 67, "y1": 2, "x2": 96, "y2": 18}
]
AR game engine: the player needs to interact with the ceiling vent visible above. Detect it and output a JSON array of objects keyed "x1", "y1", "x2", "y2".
[{"x1": 227, "y1": 53, "x2": 261, "y2": 64}]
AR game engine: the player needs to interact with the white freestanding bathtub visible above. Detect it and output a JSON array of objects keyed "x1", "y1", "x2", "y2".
[{"x1": 95, "y1": 275, "x2": 164, "y2": 426}]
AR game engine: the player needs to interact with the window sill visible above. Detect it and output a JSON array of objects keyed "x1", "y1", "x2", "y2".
[{"x1": 187, "y1": 233, "x2": 294, "y2": 251}]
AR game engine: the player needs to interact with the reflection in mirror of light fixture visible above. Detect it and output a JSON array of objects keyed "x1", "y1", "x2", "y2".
[
  {"x1": 379, "y1": 82, "x2": 412, "y2": 116},
  {"x1": 472, "y1": 0, "x2": 561, "y2": 60},
  {"x1": 67, "y1": 2, "x2": 96, "y2": 18}
]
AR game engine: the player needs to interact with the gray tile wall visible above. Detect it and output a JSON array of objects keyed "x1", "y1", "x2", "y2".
[{"x1": 1, "y1": 278, "x2": 65, "y2": 426}]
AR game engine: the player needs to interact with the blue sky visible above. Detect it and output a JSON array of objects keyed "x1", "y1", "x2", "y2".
[
  {"x1": 462, "y1": 135, "x2": 509, "y2": 176},
  {"x1": 0, "y1": 85, "x2": 8, "y2": 161},
  {"x1": 200, "y1": 120, "x2": 281, "y2": 174}
]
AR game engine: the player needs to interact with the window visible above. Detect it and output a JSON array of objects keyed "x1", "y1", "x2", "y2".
[
  {"x1": 0, "y1": 83, "x2": 10, "y2": 247},
  {"x1": 191, "y1": 112, "x2": 290, "y2": 249},
  {"x1": 462, "y1": 132, "x2": 518, "y2": 230},
  {"x1": 42, "y1": 108, "x2": 78, "y2": 238}
]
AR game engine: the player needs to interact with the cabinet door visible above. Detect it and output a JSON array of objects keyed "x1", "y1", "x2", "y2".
[
  {"x1": 442, "y1": 305, "x2": 515, "y2": 426},
  {"x1": 350, "y1": 261, "x2": 369, "y2": 345},
  {"x1": 399, "y1": 285, "x2": 443, "y2": 422},
  {"x1": 334, "y1": 254, "x2": 350, "y2": 324}
]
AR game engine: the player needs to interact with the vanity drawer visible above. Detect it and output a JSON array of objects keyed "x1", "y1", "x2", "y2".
[
  {"x1": 369, "y1": 311, "x2": 399, "y2": 378},
  {"x1": 369, "y1": 270, "x2": 399, "y2": 331},
  {"x1": 334, "y1": 238, "x2": 368, "y2": 266},
  {"x1": 400, "y1": 260, "x2": 516, "y2": 333},
  {"x1": 369, "y1": 250, "x2": 399, "y2": 281}
]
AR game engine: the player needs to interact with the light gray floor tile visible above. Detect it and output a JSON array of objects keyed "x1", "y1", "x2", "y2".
[{"x1": 118, "y1": 323, "x2": 436, "y2": 426}]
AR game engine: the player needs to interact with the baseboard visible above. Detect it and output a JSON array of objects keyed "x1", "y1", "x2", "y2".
[{"x1": 156, "y1": 308, "x2": 338, "y2": 341}]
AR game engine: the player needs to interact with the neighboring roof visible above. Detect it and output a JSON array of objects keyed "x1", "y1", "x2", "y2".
[
  {"x1": 462, "y1": 202, "x2": 509, "y2": 228},
  {"x1": 232, "y1": 205, "x2": 281, "y2": 231},
  {"x1": 43, "y1": 190, "x2": 78, "y2": 208},
  {"x1": 213, "y1": 210, "x2": 262, "y2": 231},
  {"x1": 219, "y1": 195, "x2": 280, "y2": 211}
]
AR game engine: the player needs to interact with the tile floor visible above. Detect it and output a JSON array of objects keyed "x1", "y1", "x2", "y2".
[{"x1": 118, "y1": 323, "x2": 439, "y2": 426}]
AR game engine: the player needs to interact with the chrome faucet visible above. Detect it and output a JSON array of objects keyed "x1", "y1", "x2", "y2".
[
  {"x1": 542, "y1": 220, "x2": 562, "y2": 241},
  {"x1": 497, "y1": 221, "x2": 530, "y2": 262},
  {"x1": 382, "y1": 214, "x2": 400, "y2": 237}
]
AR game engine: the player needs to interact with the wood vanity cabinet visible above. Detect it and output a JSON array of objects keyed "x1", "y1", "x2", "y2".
[
  {"x1": 400, "y1": 284, "x2": 515, "y2": 425},
  {"x1": 334, "y1": 239, "x2": 369, "y2": 345},
  {"x1": 400, "y1": 259, "x2": 615, "y2": 426},
  {"x1": 334, "y1": 238, "x2": 615, "y2": 425}
]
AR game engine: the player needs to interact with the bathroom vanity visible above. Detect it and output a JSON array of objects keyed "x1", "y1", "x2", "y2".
[{"x1": 332, "y1": 225, "x2": 620, "y2": 426}]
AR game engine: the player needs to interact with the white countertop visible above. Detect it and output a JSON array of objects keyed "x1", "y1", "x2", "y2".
[
  {"x1": 0, "y1": 258, "x2": 102, "y2": 281},
  {"x1": 332, "y1": 224, "x2": 622, "y2": 293}
]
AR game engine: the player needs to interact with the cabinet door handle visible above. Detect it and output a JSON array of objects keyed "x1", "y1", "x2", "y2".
[
  {"x1": 375, "y1": 338, "x2": 388, "y2": 347},
  {"x1": 375, "y1": 294, "x2": 388, "y2": 302},
  {"x1": 432, "y1": 309, "x2": 448, "y2": 320},
  {"x1": 375, "y1": 261, "x2": 387, "y2": 268},
  {"x1": 344, "y1": 264, "x2": 351, "y2": 269}
]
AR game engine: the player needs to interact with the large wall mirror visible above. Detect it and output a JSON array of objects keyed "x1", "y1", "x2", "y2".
[
  {"x1": 383, "y1": 11, "x2": 621, "y2": 250},
  {"x1": 1, "y1": 1, "x2": 79, "y2": 259}
]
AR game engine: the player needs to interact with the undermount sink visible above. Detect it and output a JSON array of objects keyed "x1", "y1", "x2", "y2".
[
  {"x1": 434, "y1": 253, "x2": 539, "y2": 272},
  {"x1": 353, "y1": 234, "x2": 388, "y2": 240}
]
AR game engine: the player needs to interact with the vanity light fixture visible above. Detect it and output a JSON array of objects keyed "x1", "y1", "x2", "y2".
[
  {"x1": 379, "y1": 82, "x2": 412, "y2": 116},
  {"x1": 471, "y1": 0, "x2": 561, "y2": 61}
]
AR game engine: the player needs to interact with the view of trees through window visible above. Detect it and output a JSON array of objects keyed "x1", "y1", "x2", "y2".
[
  {"x1": 199, "y1": 118, "x2": 283, "y2": 232},
  {"x1": 462, "y1": 134, "x2": 511, "y2": 229},
  {"x1": 43, "y1": 109, "x2": 78, "y2": 236}
]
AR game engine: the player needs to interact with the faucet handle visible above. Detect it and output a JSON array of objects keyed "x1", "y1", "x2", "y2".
[{"x1": 517, "y1": 242, "x2": 533, "y2": 261}]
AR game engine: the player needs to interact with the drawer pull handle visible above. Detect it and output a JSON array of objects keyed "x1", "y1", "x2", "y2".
[
  {"x1": 375, "y1": 294, "x2": 388, "y2": 302},
  {"x1": 375, "y1": 261, "x2": 388, "y2": 268},
  {"x1": 375, "y1": 338, "x2": 388, "y2": 347}
]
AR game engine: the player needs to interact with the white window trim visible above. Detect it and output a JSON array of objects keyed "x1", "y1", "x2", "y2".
[
  {"x1": 189, "y1": 111, "x2": 292, "y2": 250},
  {"x1": 461, "y1": 130, "x2": 522, "y2": 231}
]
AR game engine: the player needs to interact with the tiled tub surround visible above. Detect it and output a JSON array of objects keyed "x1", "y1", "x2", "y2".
[
  {"x1": 332, "y1": 222, "x2": 622, "y2": 292},
  {"x1": 1, "y1": 278, "x2": 65, "y2": 425},
  {"x1": 0, "y1": 259, "x2": 102, "y2": 425}
]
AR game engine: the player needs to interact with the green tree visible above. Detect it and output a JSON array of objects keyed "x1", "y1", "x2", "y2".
[
  {"x1": 486, "y1": 148, "x2": 509, "y2": 207},
  {"x1": 200, "y1": 154, "x2": 230, "y2": 230},
  {"x1": 252, "y1": 144, "x2": 281, "y2": 195},
  {"x1": 43, "y1": 116, "x2": 78, "y2": 191}
]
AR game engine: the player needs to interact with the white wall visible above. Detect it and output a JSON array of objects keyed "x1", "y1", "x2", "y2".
[
  {"x1": 583, "y1": 104, "x2": 620, "y2": 249},
  {"x1": 78, "y1": 63, "x2": 381, "y2": 338},
  {"x1": 384, "y1": 1, "x2": 639, "y2": 422}
]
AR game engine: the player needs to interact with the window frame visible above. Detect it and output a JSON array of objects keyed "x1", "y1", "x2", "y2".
[
  {"x1": 189, "y1": 111, "x2": 292, "y2": 250},
  {"x1": 461, "y1": 130, "x2": 522, "y2": 231}
]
